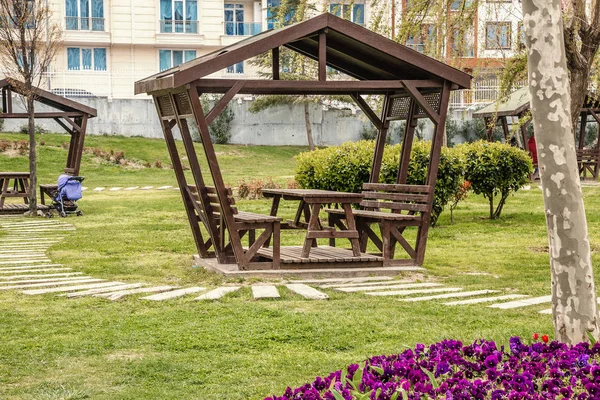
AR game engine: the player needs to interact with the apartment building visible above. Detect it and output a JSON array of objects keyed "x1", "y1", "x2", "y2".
[{"x1": 43, "y1": 0, "x2": 368, "y2": 99}]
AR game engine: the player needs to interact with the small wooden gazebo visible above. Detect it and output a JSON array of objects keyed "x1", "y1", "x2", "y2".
[
  {"x1": 473, "y1": 86, "x2": 600, "y2": 180},
  {"x1": 0, "y1": 78, "x2": 97, "y2": 175},
  {"x1": 136, "y1": 13, "x2": 471, "y2": 272}
]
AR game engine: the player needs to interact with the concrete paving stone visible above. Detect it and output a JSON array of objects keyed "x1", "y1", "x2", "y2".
[
  {"x1": 0, "y1": 278, "x2": 103, "y2": 291},
  {"x1": 399, "y1": 290, "x2": 500, "y2": 302},
  {"x1": 321, "y1": 279, "x2": 413, "y2": 289},
  {"x1": 365, "y1": 287, "x2": 463, "y2": 297},
  {"x1": 156, "y1": 186, "x2": 173, "y2": 190},
  {"x1": 0, "y1": 276, "x2": 92, "y2": 285},
  {"x1": 290, "y1": 277, "x2": 395, "y2": 284},
  {"x1": 0, "y1": 268, "x2": 71, "y2": 274},
  {"x1": 141, "y1": 287, "x2": 206, "y2": 301},
  {"x1": 0, "y1": 259, "x2": 52, "y2": 265},
  {"x1": 140, "y1": 186, "x2": 154, "y2": 190},
  {"x1": 252, "y1": 285, "x2": 280, "y2": 299},
  {"x1": 96, "y1": 286, "x2": 179, "y2": 301},
  {"x1": 93, "y1": 187, "x2": 105, "y2": 191},
  {"x1": 444, "y1": 294, "x2": 529, "y2": 306},
  {"x1": 0, "y1": 263, "x2": 62, "y2": 270},
  {"x1": 0, "y1": 249, "x2": 49, "y2": 254},
  {"x1": 64, "y1": 283, "x2": 145, "y2": 298},
  {"x1": 22, "y1": 282, "x2": 124, "y2": 295},
  {"x1": 109, "y1": 187, "x2": 122, "y2": 191},
  {"x1": 124, "y1": 186, "x2": 139, "y2": 191},
  {"x1": 195, "y1": 286, "x2": 240, "y2": 300},
  {"x1": 0, "y1": 253, "x2": 46, "y2": 259},
  {"x1": 285, "y1": 284, "x2": 328, "y2": 300},
  {"x1": 81, "y1": 187, "x2": 88, "y2": 191},
  {"x1": 336, "y1": 282, "x2": 442, "y2": 293},
  {"x1": 0, "y1": 272, "x2": 83, "y2": 280},
  {"x1": 488, "y1": 295, "x2": 552, "y2": 309}
]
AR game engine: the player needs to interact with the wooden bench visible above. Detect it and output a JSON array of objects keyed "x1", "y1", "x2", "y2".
[
  {"x1": 326, "y1": 183, "x2": 430, "y2": 265},
  {"x1": 0, "y1": 172, "x2": 30, "y2": 208},
  {"x1": 577, "y1": 149, "x2": 600, "y2": 180},
  {"x1": 187, "y1": 185, "x2": 281, "y2": 269}
]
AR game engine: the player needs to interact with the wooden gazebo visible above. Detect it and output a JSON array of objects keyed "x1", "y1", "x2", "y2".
[
  {"x1": 0, "y1": 79, "x2": 96, "y2": 214},
  {"x1": 0, "y1": 78, "x2": 97, "y2": 175},
  {"x1": 135, "y1": 13, "x2": 471, "y2": 272},
  {"x1": 473, "y1": 86, "x2": 600, "y2": 180}
]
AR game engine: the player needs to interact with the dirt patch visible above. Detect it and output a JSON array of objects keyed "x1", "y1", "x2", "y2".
[{"x1": 105, "y1": 350, "x2": 145, "y2": 361}]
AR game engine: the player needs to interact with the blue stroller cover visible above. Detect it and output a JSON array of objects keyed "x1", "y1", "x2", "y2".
[{"x1": 56, "y1": 174, "x2": 83, "y2": 202}]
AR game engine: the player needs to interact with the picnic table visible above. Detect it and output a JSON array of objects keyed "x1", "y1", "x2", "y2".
[
  {"x1": 0, "y1": 172, "x2": 30, "y2": 208},
  {"x1": 262, "y1": 188, "x2": 364, "y2": 258}
]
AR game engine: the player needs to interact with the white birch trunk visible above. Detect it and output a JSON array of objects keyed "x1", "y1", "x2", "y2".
[{"x1": 523, "y1": 0, "x2": 600, "y2": 343}]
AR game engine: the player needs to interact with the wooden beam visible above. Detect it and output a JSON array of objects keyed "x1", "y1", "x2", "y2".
[
  {"x1": 272, "y1": 47, "x2": 280, "y2": 80},
  {"x1": 350, "y1": 93, "x2": 382, "y2": 130},
  {"x1": 397, "y1": 99, "x2": 418, "y2": 184},
  {"x1": 194, "y1": 79, "x2": 414, "y2": 95},
  {"x1": 579, "y1": 113, "x2": 587, "y2": 150},
  {"x1": 62, "y1": 116, "x2": 82, "y2": 133},
  {"x1": 501, "y1": 116, "x2": 510, "y2": 141},
  {"x1": 0, "y1": 112, "x2": 87, "y2": 119},
  {"x1": 318, "y1": 30, "x2": 327, "y2": 81},
  {"x1": 205, "y1": 81, "x2": 246, "y2": 126},
  {"x1": 73, "y1": 115, "x2": 88, "y2": 175},
  {"x1": 401, "y1": 81, "x2": 440, "y2": 125},
  {"x1": 6, "y1": 87, "x2": 12, "y2": 114},
  {"x1": 369, "y1": 94, "x2": 392, "y2": 183},
  {"x1": 590, "y1": 109, "x2": 600, "y2": 125}
]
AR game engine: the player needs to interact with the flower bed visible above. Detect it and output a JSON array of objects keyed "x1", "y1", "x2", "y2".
[{"x1": 265, "y1": 337, "x2": 600, "y2": 400}]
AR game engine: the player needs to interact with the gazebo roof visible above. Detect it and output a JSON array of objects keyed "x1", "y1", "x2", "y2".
[
  {"x1": 135, "y1": 13, "x2": 471, "y2": 94},
  {"x1": 473, "y1": 86, "x2": 600, "y2": 119},
  {"x1": 0, "y1": 78, "x2": 97, "y2": 118}
]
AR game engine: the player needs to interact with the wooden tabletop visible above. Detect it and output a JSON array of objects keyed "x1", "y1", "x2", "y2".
[
  {"x1": 262, "y1": 188, "x2": 363, "y2": 200},
  {"x1": 0, "y1": 172, "x2": 30, "y2": 178}
]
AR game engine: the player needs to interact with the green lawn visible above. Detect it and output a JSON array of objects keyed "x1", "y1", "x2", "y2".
[{"x1": 0, "y1": 132, "x2": 596, "y2": 399}]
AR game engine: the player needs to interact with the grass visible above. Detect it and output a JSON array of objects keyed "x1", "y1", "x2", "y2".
[{"x1": 0, "y1": 132, "x2": 598, "y2": 399}]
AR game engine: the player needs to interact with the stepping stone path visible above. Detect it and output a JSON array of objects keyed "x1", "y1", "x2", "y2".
[{"x1": 0, "y1": 216, "x2": 565, "y2": 310}]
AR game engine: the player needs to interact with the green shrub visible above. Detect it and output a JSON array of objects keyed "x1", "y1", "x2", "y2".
[
  {"x1": 295, "y1": 140, "x2": 465, "y2": 225},
  {"x1": 462, "y1": 141, "x2": 532, "y2": 219},
  {"x1": 189, "y1": 95, "x2": 235, "y2": 144}
]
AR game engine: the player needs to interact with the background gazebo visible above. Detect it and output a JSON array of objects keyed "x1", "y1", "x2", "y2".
[
  {"x1": 473, "y1": 86, "x2": 600, "y2": 180},
  {"x1": 0, "y1": 79, "x2": 97, "y2": 213},
  {"x1": 136, "y1": 13, "x2": 471, "y2": 272}
]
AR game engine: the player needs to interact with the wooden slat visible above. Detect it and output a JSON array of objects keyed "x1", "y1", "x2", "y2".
[
  {"x1": 362, "y1": 183, "x2": 431, "y2": 193},
  {"x1": 360, "y1": 200, "x2": 428, "y2": 212},
  {"x1": 363, "y1": 191, "x2": 429, "y2": 203}
]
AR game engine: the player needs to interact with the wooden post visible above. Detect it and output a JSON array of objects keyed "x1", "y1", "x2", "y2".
[
  {"x1": 579, "y1": 113, "x2": 587, "y2": 150},
  {"x1": 501, "y1": 116, "x2": 510, "y2": 141},
  {"x1": 415, "y1": 81, "x2": 452, "y2": 265},
  {"x1": 318, "y1": 31, "x2": 327, "y2": 82},
  {"x1": 73, "y1": 115, "x2": 88, "y2": 175},
  {"x1": 272, "y1": 47, "x2": 280, "y2": 80},
  {"x1": 369, "y1": 94, "x2": 392, "y2": 183},
  {"x1": 520, "y1": 114, "x2": 530, "y2": 149},
  {"x1": 187, "y1": 86, "x2": 248, "y2": 268},
  {"x1": 397, "y1": 99, "x2": 418, "y2": 184}
]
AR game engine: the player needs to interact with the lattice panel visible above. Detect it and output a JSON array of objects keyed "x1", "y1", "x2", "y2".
[
  {"x1": 388, "y1": 97, "x2": 411, "y2": 121},
  {"x1": 174, "y1": 92, "x2": 193, "y2": 116},
  {"x1": 157, "y1": 95, "x2": 175, "y2": 118},
  {"x1": 416, "y1": 92, "x2": 441, "y2": 116}
]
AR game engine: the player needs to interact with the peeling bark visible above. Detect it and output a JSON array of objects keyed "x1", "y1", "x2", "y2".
[{"x1": 523, "y1": 0, "x2": 600, "y2": 343}]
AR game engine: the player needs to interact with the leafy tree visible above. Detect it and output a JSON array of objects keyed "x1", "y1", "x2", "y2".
[{"x1": 0, "y1": 0, "x2": 61, "y2": 214}]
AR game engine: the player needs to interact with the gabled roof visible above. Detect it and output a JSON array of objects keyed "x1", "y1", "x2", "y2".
[
  {"x1": 473, "y1": 86, "x2": 600, "y2": 119},
  {"x1": 0, "y1": 78, "x2": 97, "y2": 117},
  {"x1": 135, "y1": 13, "x2": 471, "y2": 95}
]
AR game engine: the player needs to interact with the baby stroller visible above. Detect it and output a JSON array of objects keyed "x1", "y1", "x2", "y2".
[{"x1": 52, "y1": 174, "x2": 84, "y2": 217}]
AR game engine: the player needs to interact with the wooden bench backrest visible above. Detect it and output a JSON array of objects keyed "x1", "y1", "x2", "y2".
[
  {"x1": 187, "y1": 185, "x2": 238, "y2": 217},
  {"x1": 361, "y1": 183, "x2": 432, "y2": 213},
  {"x1": 577, "y1": 149, "x2": 600, "y2": 162}
]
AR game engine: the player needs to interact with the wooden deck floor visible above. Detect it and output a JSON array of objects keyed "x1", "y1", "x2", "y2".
[
  {"x1": 258, "y1": 245, "x2": 383, "y2": 265},
  {"x1": 0, "y1": 204, "x2": 51, "y2": 214}
]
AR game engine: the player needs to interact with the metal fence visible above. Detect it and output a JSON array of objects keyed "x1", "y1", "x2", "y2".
[{"x1": 450, "y1": 78, "x2": 527, "y2": 110}]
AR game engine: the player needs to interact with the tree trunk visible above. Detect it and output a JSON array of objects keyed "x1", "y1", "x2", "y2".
[
  {"x1": 27, "y1": 95, "x2": 37, "y2": 215},
  {"x1": 569, "y1": 67, "x2": 590, "y2": 133},
  {"x1": 523, "y1": 0, "x2": 600, "y2": 343},
  {"x1": 303, "y1": 102, "x2": 315, "y2": 151}
]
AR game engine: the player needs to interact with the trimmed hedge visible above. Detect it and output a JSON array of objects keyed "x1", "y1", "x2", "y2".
[
  {"x1": 295, "y1": 140, "x2": 532, "y2": 223},
  {"x1": 295, "y1": 141, "x2": 465, "y2": 225}
]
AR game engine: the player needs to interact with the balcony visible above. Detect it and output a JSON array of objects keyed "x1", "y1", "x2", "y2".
[
  {"x1": 65, "y1": 17, "x2": 105, "y2": 31},
  {"x1": 160, "y1": 20, "x2": 199, "y2": 34},
  {"x1": 224, "y1": 22, "x2": 262, "y2": 36}
]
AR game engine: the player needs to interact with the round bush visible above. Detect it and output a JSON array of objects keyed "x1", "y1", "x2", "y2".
[{"x1": 265, "y1": 337, "x2": 600, "y2": 400}]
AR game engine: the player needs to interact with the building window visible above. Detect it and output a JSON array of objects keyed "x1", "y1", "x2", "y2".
[
  {"x1": 66, "y1": 0, "x2": 104, "y2": 31},
  {"x1": 226, "y1": 62, "x2": 244, "y2": 74},
  {"x1": 517, "y1": 22, "x2": 525, "y2": 49},
  {"x1": 486, "y1": 22, "x2": 511, "y2": 49},
  {"x1": 450, "y1": 0, "x2": 474, "y2": 11},
  {"x1": 451, "y1": 29, "x2": 474, "y2": 57},
  {"x1": 160, "y1": 0, "x2": 198, "y2": 34},
  {"x1": 329, "y1": 3, "x2": 365, "y2": 25},
  {"x1": 67, "y1": 47, "x2": 107, "y2": 71},
  {"x1": 224, "y1": 4, "x2": 244, "y2": 35},
  {"x1": 406, "y1": 24, "x2": 436, "y2": 53},
  {"x1": 159, "y1": 50, "x2": 196, "y2": 71}
]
